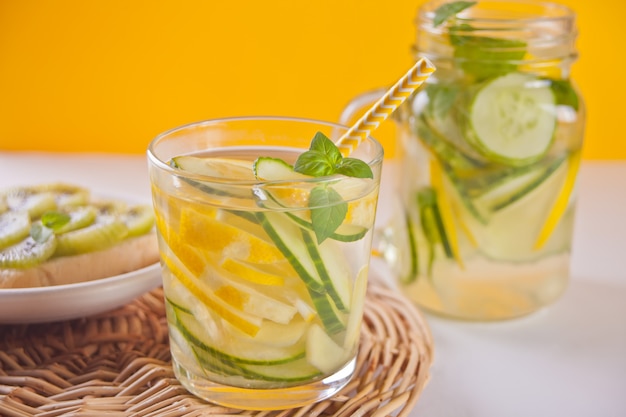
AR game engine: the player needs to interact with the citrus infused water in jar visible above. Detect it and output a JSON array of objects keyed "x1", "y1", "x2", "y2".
[{"x1": 380, "y1": 0, "x2": 585, "y2": 320}]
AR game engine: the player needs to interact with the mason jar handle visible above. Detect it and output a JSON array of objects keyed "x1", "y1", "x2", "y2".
[{"x1": 338, "y1": 88, "x2": 388, "y2": 127}]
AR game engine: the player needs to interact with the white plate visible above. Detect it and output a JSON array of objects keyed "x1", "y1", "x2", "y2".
[{"x1": 0, "y1": 262, "x2": 162, "y2": 324}]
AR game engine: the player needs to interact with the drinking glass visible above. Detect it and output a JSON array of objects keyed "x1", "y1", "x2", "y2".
[{"x1": 147, "y1": 116, "x2": 383, "y2": 409}]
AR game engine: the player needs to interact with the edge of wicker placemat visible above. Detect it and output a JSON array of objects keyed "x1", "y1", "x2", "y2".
[{"x1": 0, "y1": 275, "x2": 433, "y2": 417}]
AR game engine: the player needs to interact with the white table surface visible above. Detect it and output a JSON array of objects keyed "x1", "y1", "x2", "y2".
[{"x1": 1, "y1": 152, "x2": 625, "y2": 417}]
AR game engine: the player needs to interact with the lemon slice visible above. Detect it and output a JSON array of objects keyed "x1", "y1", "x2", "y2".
[
  {"x1": 227, "y1": 315, "x2": 308, "y2": 348},
  {"x1": 534, "y1": 150, "x2": 581, "y2": 250},
  {"x1": 179, "y1": 206, "x2": 283, "y2": 264},
  {"x1": 221, "y1": 258, "x2": 285, "y2": 286},
  {"x1": 162, "y1": 252, "x2": 261, "y2": 336},
  {"x1": 173, "y1": 156, "x2": 256, "y2": 180},
  {"x1": 213, "y1": 281, "x2": 297, "y2": 324}
]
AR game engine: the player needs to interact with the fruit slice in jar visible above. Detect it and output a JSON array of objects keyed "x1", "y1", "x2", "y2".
[{"x1": 467, "y1": 72, "x2": 556, "y2": 166}]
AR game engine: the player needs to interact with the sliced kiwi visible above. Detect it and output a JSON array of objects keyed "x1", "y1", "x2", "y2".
[
  {"x1": 0, "y1": 194, "x2": 8, "y2": 214},
  {"x1": 0, "y1": 211, "x2": 32, "y2": 250},
  {"x1": 123, "y1": 205, "x2": 155, "y2": 237},
  {"x1": 52, "y1": 206, "x2": 98, "y2": 234},
  {"x1": 54, "y1": 218, "x2": 129, "y2": 257},
  {"x1": 92, "y1": 200, "x2": 128, "y2": 216},
  {"x1": 0, "y1": 235, "x2": 57, "y2": 269},
  {"x1": 7, "y1": 189, "x2": 57, "y2": 219},
  {"x1": 40, "y1": 183, "x2": 91, "y2": 207}
]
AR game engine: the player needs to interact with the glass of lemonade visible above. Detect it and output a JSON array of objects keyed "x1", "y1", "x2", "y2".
[
  {"x1": 343, "y1": 0, "x2": 585, "y2": 320},
  {"x1": 147, "y1": 117, "x2": 383, "y2": 410}
]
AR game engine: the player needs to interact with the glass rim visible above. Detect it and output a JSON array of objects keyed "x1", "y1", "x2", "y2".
[
  {"x1": 418, "y1": 0, "x2": 576, "y2": 25},
  {"x1": 147, "y1": 115, "x2": 385, "y2": 186}
]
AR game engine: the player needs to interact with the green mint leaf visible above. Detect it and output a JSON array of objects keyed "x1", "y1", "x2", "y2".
[
  {"x1": 309, "y1": 132, "x2": 343, "y2": 166},
  {"x1": 433, "y1": 1, "x2": 476, "y2": 27},
  {"x1": 336, "y1": 158, "x2": 373, "y2": 179},
  {"x1": 550, "y1": 79, "x2": 579, "y2": 111},
  {"x1": 41, "y1": 211, "x2": 71, "y2": 230},
  {"x1": 450, "y1": 24, "x2": 526, "y2": 80},
  {"x1": 294, "y1": 132, "x2": 344, "y2": 177},
  {"x1": 309, "y1": 186, "x2": 347, "y2": 244},
  {"x1": 30, "y1": 222, "x2": 54, "y2": 243},
  {"x1": 293, "y1": 149, "x2": 335, "y2": 176}
]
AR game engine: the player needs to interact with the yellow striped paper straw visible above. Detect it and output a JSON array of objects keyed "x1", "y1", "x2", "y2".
[{"x1": 336, "y1": 57, "x2": 436, "y2": 157}]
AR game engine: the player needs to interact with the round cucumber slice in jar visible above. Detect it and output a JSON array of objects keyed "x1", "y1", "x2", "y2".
[{"x1": 468, "y1": 73, "x2": 556, "y2": 166}]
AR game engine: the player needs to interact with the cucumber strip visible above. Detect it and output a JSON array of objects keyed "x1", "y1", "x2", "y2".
[
  {"x1": 416, "y1": 113, "x2": 483, "y2": 172},
  {"x1": 402, "y1": 212, "x2": 419, "y2": 283},
  {"x1": 255, "y1": 211, "x2": 346, "y2": 334},
  {"x1": 172, "y1": 307, "x2": 305, "y2": 366},
  {"x1": 417, "y1": 188, "x2": 455, "y2": 276},
  {"x1": 255, "y1": 212, "x2": 325, "y2": 293},
  {"x1": 307, "y1": 289, "x2": 346, "y2": 334},
  {"x1": 306, "y1": 323, "x2": 349, "y2": 374},
  {"x1": 430, "y1": 161, "x2": 465, "y2": 269},
  {"x1": 342, "y1": 265, "x2": 368, "y2": 350},
  {"x1": 490, "y1": 156, "x2": 566, "y2": 212},
  {"x1": 301, "y1": 230, "x2": 351, "y2": 312},
  {"x1": 242, "y1": 358, "x2": 322, "y2": 383}
]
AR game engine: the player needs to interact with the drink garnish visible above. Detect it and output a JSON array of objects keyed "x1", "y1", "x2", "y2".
[{"x1": 433, "y1": 1, "x2": 476, "y2": 27}]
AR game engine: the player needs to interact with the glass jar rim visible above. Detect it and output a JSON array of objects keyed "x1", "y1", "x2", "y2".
[
  {"x1": 413, "y1": 0, "x2": 579, "y2": 63},
  {"x1": 418, "y1": 0, "x2": 576, "y2": 25}
]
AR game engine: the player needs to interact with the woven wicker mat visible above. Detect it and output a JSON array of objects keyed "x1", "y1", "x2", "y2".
[{"x1": 0, "y1": 278, "x2": 433, "y2": 417}]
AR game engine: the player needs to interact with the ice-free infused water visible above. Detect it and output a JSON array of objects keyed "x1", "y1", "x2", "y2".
[
  {"x1": 371, "y1": 0, "x2": 585, "y2": 321},
  {"x1": 150, "y1": 143, "x2": 380, "y2": 408}
]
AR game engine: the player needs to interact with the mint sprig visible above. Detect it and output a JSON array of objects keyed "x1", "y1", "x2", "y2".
[
  {"x1": 294, "y1": 132, "x2": 373, "y2": 179},
  {"x1": 30, "y1": 211, "x2": 72, "y2": 243},
  {"x1": 292, "y1": 132, "x2": 373, "y2": 243},
  {"x1": 433, "y1": 1, "x2": 476, "y2": 27}
]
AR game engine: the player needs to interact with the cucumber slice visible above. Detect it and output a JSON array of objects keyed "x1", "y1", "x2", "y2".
[
  {"x1": 306, "y1": 323, "x2": 349, "y2": 374},
  {"x1": 173, "y1": 307, "x2": 305, "y2": 365},
  {"x1": 253, "y1": 157, "x2": 311, "y2": 181},
  {"x1": 472, "y1": 156, "x2": 566, "y2": 216},
  {"x1": 468, "y1": 73, "x2": 556, "y2": 166}
]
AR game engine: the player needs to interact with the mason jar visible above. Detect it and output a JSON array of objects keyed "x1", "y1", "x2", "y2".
[{"x1": 343, "y1": 0, "x2": 585, "y2": 320}]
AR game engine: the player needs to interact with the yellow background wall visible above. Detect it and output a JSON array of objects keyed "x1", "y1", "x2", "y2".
[{"x1": 0, "y1": 0, "x2": 622, "y2": 159}]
